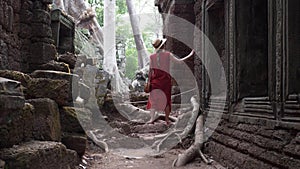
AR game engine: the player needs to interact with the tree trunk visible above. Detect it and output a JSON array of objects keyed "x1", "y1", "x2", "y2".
[
  {"x1": 53, "y1": 0, "x2": 128, "y2": 93},
  {"x1": 126, "y1": 0, "x2": 149, "y2": 69},
  {"x1": 103, "y1": 0, "x2": 117, "y2": 74}
]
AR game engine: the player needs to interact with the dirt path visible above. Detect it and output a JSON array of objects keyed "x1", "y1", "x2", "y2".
[
  {"x1": 78, "y1": 93, "x2": 225, "y2": 169},
  {"x1": 79, "y1": 143, "x2": 225, "y2": 169}
]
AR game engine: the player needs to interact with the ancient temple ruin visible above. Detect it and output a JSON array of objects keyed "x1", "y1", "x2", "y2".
[
  {"x1": 156, "y1": 0, "x2": 300, "y2": 168},
  {"x1": 0, "y1": 0, "x2": 300, "y2": 168},
  {"x1": 0, "y1": 0, "x2": 102, "y2": 168}
]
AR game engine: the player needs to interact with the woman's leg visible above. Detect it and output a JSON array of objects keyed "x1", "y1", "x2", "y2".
[
  {"x1": 147, "y1": 109, "x2": 156, "y2": 124},
  {"x1": 165, "y1": 105, "x2": 171, "y2": 125}
]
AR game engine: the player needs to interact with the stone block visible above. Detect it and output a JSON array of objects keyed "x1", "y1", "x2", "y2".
[
  {"x1": 20, "y1": 9, "x2": 32, "y2": 24},
  {"x1": 7, "y1": 6, "x2": 13, "y2": 32},
  {"x1": 38, "y1": 60, "x2": 70, "y2": 73},
  {"x1": 0, "y1": 70, "x2": 31, "y2": 88},
  {"x1": 12, "y1": 0, "x2": 21, "y2": 13},
  {"x1": 62, "y1": 133, "x2": 87, "y2": 157},
  {"x1": 204, "y1": 141, "x2": 224, "y2": 158},
  {"x1": 29, "y1": 42, "x2": 56, "y2": 64},
  {"x1": 257, "y1": 127, "x2": 275, "y2": 138},
  {"x1": 0, "y1": 77, "x2": 23, "y2": 96},
  {"x1": 259, "y1": 151, "x2": 284, "y2": 168},
  {"x1": 0, "y1": 94, "x2": 24, "y2": 113},
  {"x1": 22, "y1": 103, "x2": 34, "y2": 141},
  {"x1": 31, "y1": 37, "x2": 54, "y2": 44},
  {"x1": 31, "y1": 70, "x2": 79, "y2": 101},
  {"x1": 229, "y1": 151, "x2": 248, "y2": 169},
  {"x1": 32, "y1": 9, "x2": 51, "y2": 24},
  {"x1": 273, "y1": 129, "x2": 293, "y2": 142},
  {"x1": 33, "y1": 0, "x2": 44, "y2": 10},
  {"x1": 41, "y1": 0, "x2": 53, "y2": 4},
  {"x1": 31, "y1": 23, "x2": 52, "y2": 38},
  {"x1": 283, "y1": 143, "x2": 300, "y2": 158},
  {"x1": 0, "y1": 2, "x2": 3, "y2": 26},
  {"x1": 14, "y1": 13, "x2": 20, "y2": 25},
  {"x1": 0, "y1": 40, "x2": 8, "y2": 55},
  {"x1": 26, "y1": 78, "x2": 70, "y2": 106},
  {"x1": 57, "y1": 53, "x2": 77, "y2": 69},
  {"x1": 231, "y1": 130, "x2": 253, "y2": 143},
  {"x1": 22, "y1": 1, "x2": 33, "y2": 11},
  {"x1": 18, "y1": 23, "x2": 31, "y2": 38},
  {"x1": 252, "y1": 135, "x2": 284, "y2": 151},
  {"x1": 243, "y1": 157, "x2": 274, "y2": 169},
  {"x1": 284, "y1": 158, "x2": 300, "y2": 169},
  {"x1": 27, "y1": 98, "x2": 61, "y2": 141},
  {"x1": 9, "y1": 50, "x2": 21, "y2": 64},
  {"x1": 247, "y1": 144, "x2": 265, "y2": 157},
  {"x1": 214, "y1": 124, "x2": 235, "y2": 136},
  {"x1": 20, "y1": 39, "x2": 31, "y2": 52},
  {"x1": 0, "y1": 141, "x2": 79, "y2": 169},
  {"x1": 60, "y1": 107, "x2": 87, "y2": 133},
  {"x1": 237, "y1": 142, "x2": 251, "y2": 154},
  {"x1": 2, "y1": 2, "x2": 8, "y2": 31},
  {"x1": 0, "y1": 55, "x2": 9, "y2": 70},
  {"x1": 0, "y1": 95, "x2": 29, "y2": 148},
  {"x1": 236, "y1": 123, "x2": 259, "y2": 133},
  {"x1": 30, "y1": 70, "x2": 77, "y2": 81}
]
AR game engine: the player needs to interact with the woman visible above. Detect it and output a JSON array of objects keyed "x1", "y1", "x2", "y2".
[{"x1": 146, "y1": 38, "x2": 194, "y2": 125}]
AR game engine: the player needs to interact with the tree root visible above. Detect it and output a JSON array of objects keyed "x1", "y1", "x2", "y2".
[
  {"x1": 151, "y1": 96, "x2": 199, "y2": 154},
  {"x1": 87, "y1": 130, "x2": 109, "y2": 153},
  {"x1": 116, "y1": 103, "x2": 177, "y2": 123},
  {"x1": 173, "y1": 113, "x2": 211, "y2": 167},
  {"x1": 178, "y1": 96, "x2": 200, "y2": 138}
]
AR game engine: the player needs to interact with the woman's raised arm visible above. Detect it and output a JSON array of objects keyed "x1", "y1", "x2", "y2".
[{"x1": 170, "y1": 49, "x2": 195, "y2": 63}]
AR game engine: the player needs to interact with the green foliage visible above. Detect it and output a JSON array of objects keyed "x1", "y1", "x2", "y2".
[
  {"x1": 86, "y1": 0, "x2": 161, "y2": 80},
  {"x1": 86, "y1": 0, "x2": 127, "y2": 27},
  {"x1": 125, "y1": 51, "x2": 138, "y2": 79},
  {"x1": 95, "y1": 7, "x2": 104, "y2": 27},
  {"x1": 116, "y1": 0, "x2": 127, "y2": 15}
]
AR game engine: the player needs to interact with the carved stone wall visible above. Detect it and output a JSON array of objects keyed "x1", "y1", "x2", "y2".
[
  {"x1": 0, "y1": 0, "x2": 23, "y2": 70},
  {"x1": 0, "y1": 1, "x2": 88, "y2": 168},
  {"x1": 194, "y1": 0, "x2": 203, "y2": 106},
  {"x1": 204, "y1": 115, "x2": 300, "y2": 169},
  {"x1": 159, "y1": 0, "x2": 300, "y2": 168},
  {"x1": 0, "y1": 0, "x2": 57, "y2": 73}
]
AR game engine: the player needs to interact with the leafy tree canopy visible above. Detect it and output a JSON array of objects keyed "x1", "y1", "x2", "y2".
[{"x1": 86, "y1": 0, "x2": 161, "y2": 80}]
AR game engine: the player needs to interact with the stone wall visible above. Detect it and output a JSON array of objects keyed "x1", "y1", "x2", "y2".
[
  {"x1": 29, "y1": 0, "x2": 57, "y2": 72},
  {"x1": 193, "y1": 0, "x2": 203, "y2": 105},
  {"x1": 0, "y1": 0, "x2": 57, "y2": 73},
  {"x1": 204, "y1": 114, "x2": 300, "y2": 169},
  {"x1": 194, "y1": 0, "x2": 300, "y2": 168},
  {"x1": 0, "y1": 1, "x2": 93, "y2": 168},
  {"x1": 0, "y1": 0, "x2": 22, "y2": 70}
]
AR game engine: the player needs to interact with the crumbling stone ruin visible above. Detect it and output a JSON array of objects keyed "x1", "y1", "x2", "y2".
[
  {"x1": 156, "y1": 0, "x2": 300, "y2": 168},
  {"x1": 0, "y1": 0, "x2": 300, "y2": 168},
  {"x1": 0, "y1": 0, "x2": 105, "y2": 168}
]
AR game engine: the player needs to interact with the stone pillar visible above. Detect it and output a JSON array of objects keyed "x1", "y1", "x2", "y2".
[
  {"x1": 29, "y1": 0, "x2": 56, "y2": 72},
  {"x1": 0, "y1": 0, "x2": 22, "y2": 71}
]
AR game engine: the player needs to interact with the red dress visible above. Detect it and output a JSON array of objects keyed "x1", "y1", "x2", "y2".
[{"x1": 146, "y1": 52, "x2": 172, "y2": 111}]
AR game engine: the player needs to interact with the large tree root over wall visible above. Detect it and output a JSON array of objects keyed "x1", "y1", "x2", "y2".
[{"x1": 172, "y1": 113, "x2": 211, "y2": 167}]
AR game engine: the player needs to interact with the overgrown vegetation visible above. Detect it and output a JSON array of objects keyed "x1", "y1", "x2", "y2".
[{"x1": 86, "y1": 0, "x2": 161, "y2": 79}]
